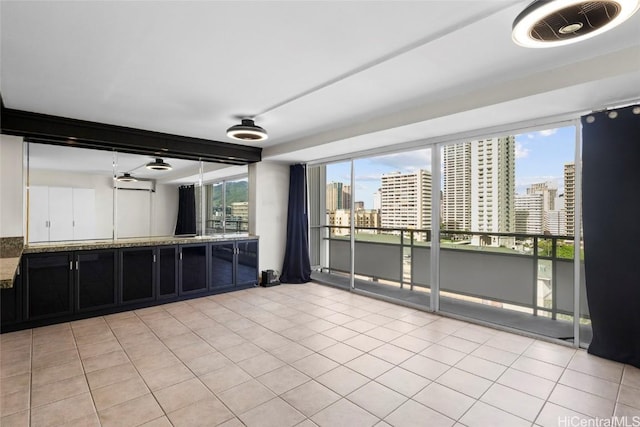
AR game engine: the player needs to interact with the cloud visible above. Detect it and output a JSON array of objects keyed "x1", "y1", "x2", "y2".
[
  {"x1": 538, "y1": 128, "x2": 558, "y2": 137},
  {"x1": 365, "y1": 150, "x2": 431, "y2": 172},
  {"x1": 355, "y1": 173, "x2": 383, "y2": 182},
  {"x1": 515, "y1": 142, "x2": 530, "y2": 159}
]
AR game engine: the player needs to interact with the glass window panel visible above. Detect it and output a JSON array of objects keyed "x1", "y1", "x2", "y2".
[{"x1": 439, "y1": 126, "x2": 580, "y2": 343}]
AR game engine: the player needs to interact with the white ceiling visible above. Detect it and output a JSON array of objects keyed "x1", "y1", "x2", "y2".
[{"x1": 2, "y1": 1, "x2": 639, "y2": 168}]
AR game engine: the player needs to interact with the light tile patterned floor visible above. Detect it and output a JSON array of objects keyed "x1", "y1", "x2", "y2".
[{"x1": 1, "y1": 282, "x2": 639, "y2": 427}]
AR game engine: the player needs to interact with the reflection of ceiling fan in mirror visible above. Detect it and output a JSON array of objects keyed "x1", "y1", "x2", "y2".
[{"x1": 115, "y1": 158, "x2": 173, "y2": 182}]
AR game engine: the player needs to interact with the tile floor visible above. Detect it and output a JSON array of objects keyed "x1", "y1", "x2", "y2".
[{"x1": 1, "y1": 282, "x2": 639, "y2": 427}]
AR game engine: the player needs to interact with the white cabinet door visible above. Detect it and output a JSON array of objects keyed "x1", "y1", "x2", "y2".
[
  {"x1": 48, "y1": 187, "x2": 74, "y2": 241},
  {"x1": 28, "y1": 186, "x2": 50, "y2": 243},
  {"x1": 72, "y1": 188, "x2": 96, "y2": 240}
]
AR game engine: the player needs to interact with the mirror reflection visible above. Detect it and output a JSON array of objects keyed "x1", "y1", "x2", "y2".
[{"x1": 26, "y1": 142, "x2": 246, "y2": 243}]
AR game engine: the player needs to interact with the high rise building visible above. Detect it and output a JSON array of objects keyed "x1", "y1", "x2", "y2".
[
  {"x1": 515, "y1": 194, "x2": 543, "y2": 234},
  {"x1": 342, "y1": 185, "x2": 352, "y2": 211},
  {"x1": 442, "y1": 137, "x2": 515, "y2": 243},
  {"x1": 564, "y1": 163, "x2": 575, "y2": 235},
  {"x1": 442, "y1": 143, "x2": 472, "y2": 230},
  {"x1": 380, "y1": 170, "x2": 432, "y2": 231},
  {"x1": 527, "y1": 181, "x2": 558, "y2": 233},
  {"x1": 546, "y1": 209, "x2": 567, "y2": 236},
  {"x1": 354, "y1": 201, "x2": 364, "y2": 210},
  {"x1": 471, "y1": 136, "x2": 515, "y2": 236},
  {"x1": 373, "y1": 189, "x2": 381, "y2": 210},
  {"x1": 326, "y1": 182, "x2": 343, "y2": 212},
  {"x1": 527, "y1": 181, "x2": 558, "y2": 211}
]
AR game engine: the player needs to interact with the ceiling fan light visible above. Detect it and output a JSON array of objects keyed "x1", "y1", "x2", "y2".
[
  {"x1": 512, "y1": 0, "x2": 640, "y2": 48},
  {"x1": 146, "y1": 158, "x2": 172, "y2": 171},
  {"x1": 227, "y1": 119, "x2": 268, "y2": 142},
  {"x1": 116, "y1": 172, "x2": 138, "y2": 182}
]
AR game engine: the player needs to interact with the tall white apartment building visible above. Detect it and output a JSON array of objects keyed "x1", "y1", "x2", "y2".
[
  {"x1": 442, "y1": 143, "x2": 472, "y2": 231},
  {"x1": 515, "y1": 194, "x2": 543, "y2": 234},
  {"x1": 564, "y1": 163, "x2": 576, "y2": 235},
  {"x1": 380, "y1": 170, "x2": 432, "y2": 232},
  {"x1": 471, "y1": 136, "x2": 516, "y2": 235},
  {"x1": 443, "y1": 137, "x2": 515, "y2": 245},
  {"x1": 373, "y1": 189, "x2": 381, "y2": 210}
]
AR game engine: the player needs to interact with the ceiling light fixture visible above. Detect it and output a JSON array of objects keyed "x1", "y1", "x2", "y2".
[
  {"x1": 512, "y1": 0, "x2": 640, "y2": 48},
  {"x1": 145, "y1": 158, "x2": 172, "y2": 171},
  {"x1": 226, "y1": 118, "x2": 268, "y2": 142},
  {"x1": 116, "y1": 172, "x2": 138, "y2": 182}
]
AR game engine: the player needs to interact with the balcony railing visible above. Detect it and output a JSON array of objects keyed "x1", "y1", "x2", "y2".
[
  {"x1": 311, "y1": 225, "x2": 588, "y2": 321},
  {"x1": 205, "y1": 219, "x2": 249, "y2": 234}
]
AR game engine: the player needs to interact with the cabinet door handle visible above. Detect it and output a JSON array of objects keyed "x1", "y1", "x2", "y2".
[
  {"x1": 153, "y1": 254, "x2": 157, "y2": 263},
  {"x1": 69, "y1": 261, "x2": 73, "y2": 270},
  {"x1": 179, "y1": 251, "x2": 183, "y2": 260},
  {"x1": 75, "y1": 261, "x2": 79, "y2": 270}
]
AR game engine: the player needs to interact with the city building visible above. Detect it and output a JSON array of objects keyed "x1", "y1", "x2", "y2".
[
  {"x1": 328, "y1": 208, "x2": 380, "y2": 236},
  {"x1": 373, "y1": 189, "x2": 381, "y2": 210},
  {"x1": 471, "y1": 137, "x2": 516, "y2": 238},
  {"x1": 380, "y1": 170, "x2": 432, "y2": 232},
  {"x1": 442, "y1": 142, "x2": 472, "y2": 231},
  {"x1": 326, "y1": 182, "x2": 343, "y2": 212},
  {"x1": 515, "y1": 193, "x2": 544, "y2": 234},
  {"x1": 443, "y1": 137, "x2": 515, "y2": 246},
  {"x1": 564, "y1": 163, "x2": 576, "y2": 235}
]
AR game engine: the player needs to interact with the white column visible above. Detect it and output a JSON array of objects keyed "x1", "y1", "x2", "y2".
[
  {"x1": 248, "y1": 161, "x2": 290, "y2": 273},
  {"x1": 0, "y1": 135, "x2": 25, "y2": 239}
]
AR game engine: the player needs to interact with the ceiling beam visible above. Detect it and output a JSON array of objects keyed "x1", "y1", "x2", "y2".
[{"x1": 0, "y1": 106, "x2": 262, "y2": 165}]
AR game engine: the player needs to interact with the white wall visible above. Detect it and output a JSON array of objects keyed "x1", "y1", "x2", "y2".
[
  {"x1": 249, "y1": 161, "x2": 289, "y2": 273},
  {"x1": 151, "y1": 183, "x2": 179, "y2": 236},
  {"x1": 0, "y1": 135, "x2": 25, "y2": 238}
]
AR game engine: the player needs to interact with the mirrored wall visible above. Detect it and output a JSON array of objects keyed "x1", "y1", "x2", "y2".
[{"x1": 26, "y1": 142, "x2": 248, "y2": 243}]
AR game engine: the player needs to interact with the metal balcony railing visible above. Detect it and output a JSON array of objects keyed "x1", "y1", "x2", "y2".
[{"x1": 311, "y1": 225, "x2": 588, "y2": 321}]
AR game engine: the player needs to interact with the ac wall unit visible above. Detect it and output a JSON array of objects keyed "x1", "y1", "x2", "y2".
[{"x1": 114, "y1": 178, "x2": 156, "y2": 192}]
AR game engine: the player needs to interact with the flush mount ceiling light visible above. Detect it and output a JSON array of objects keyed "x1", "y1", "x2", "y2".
[
  {"x1": 116, "y1": 172, "x2": 138, "y2": 182},
  {"x1": 226, "y1": 118, "x2": 268, "y2": 142},
  {"x1": 512, "y1": 0, "x2": 640, "y2": 48},
  {"x1": 145, "y1": 158, "x2": 172, "y2": 171}
]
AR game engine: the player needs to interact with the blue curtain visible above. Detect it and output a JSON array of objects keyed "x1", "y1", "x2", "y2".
[
  {"x1": 175, "y1": 185, "x2": 196, "y2": 235},
  {"x1": 280, "y1": 164, "x2": 311, "y2": 283},
  {"x1": 582, "y1": 105, "x2": 640, "y2": 368}
]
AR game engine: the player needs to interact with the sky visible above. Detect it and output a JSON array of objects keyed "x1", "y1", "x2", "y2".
[{"x1": 325, "y1": 125, "x2": 577, "y2": 209}]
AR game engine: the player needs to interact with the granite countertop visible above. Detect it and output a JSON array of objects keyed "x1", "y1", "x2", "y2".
[
  {"x1": 1, "y1": 237, "x2": 24, "y2": 289},
  {"x1": 23, "y1": 234, "x2": 258, "y2": 254}
]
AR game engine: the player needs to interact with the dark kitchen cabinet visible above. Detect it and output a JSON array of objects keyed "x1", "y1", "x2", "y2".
[
  {"x1": 236, "y1": 240, "x2": 258, "y2": 286},
  {"x1": 3, "y1": 238, "x2": 258, "y2": 333},
  {"x1": 157, "y1": 246, "x2": 178, "y2": 299},
  {"x1": 210, "y1": 242, "x2": 235, "y2": 289},
  {"x1": 23, "y1": 252, "x2": 73, "y2": 320},
  {"x1": 210, "y1": 239, "x2": 258, "y2": 289},
  {"x1": 179, "y1": 244, "x2": 208, "y2": 295},
  {"x1": 1, "y1": 269, "x2": 22, "y2": 325},
  {"x1": 75, "y1": 250, "x2": 117, "y2": 312},
  {"x1": 121, "y1": 247, "x2": 155, "y2": 304}
]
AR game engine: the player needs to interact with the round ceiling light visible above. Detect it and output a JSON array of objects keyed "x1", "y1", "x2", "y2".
[
  {"x1": 512, "y1": 0, "x2": 640, "y2": 48},
  {"x1": 116, "y1": 172, "x2": 138, "y2": 182},
  {"x1": 226, "y1": 118, "x2": 268, "y2": 142},
  {"x1": 145, "y1": 158, "x2": 172, "y2": 171}
]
